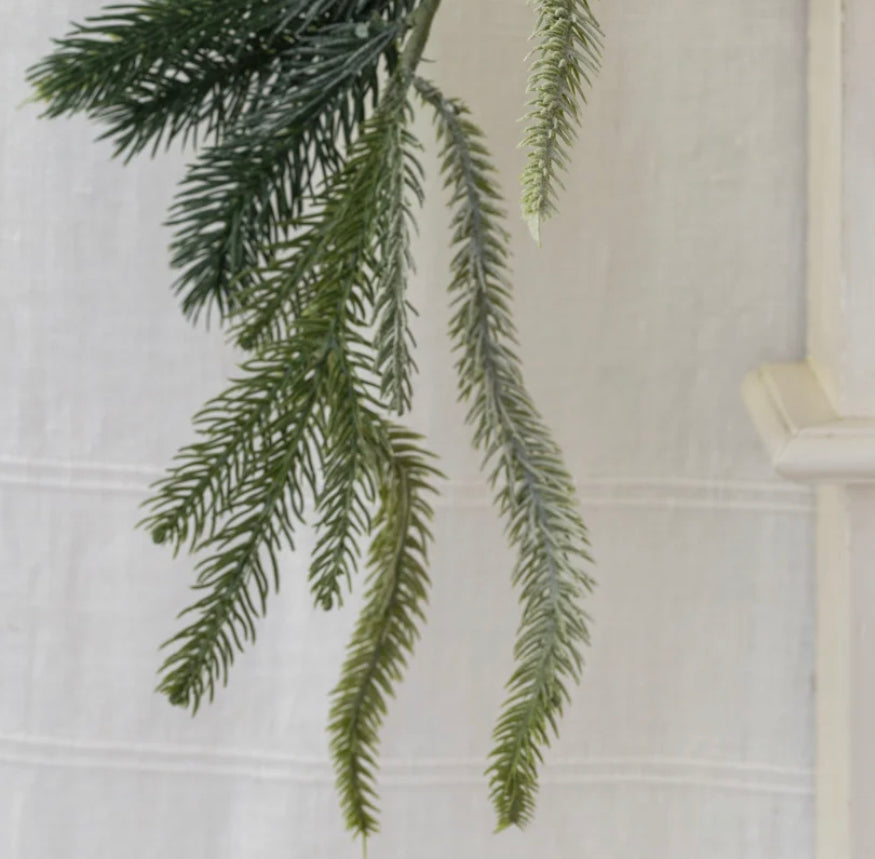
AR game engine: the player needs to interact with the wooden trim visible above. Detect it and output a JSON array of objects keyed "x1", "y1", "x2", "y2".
[{"x1": 742, "y1": 363, "x2": 875, "y2": 484}]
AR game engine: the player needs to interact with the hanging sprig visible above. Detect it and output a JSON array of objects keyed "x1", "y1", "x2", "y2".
[
  {"x1": 30, "y1": 0, "x2": 602, "y2": 841},
  {"x1": 417, "y1": 77, "x2": 595, "y2": 828},
  {"x1": 28, "y1": 0, "x2": 424, "y2": 320},
  {"x1": 373, "y1": 122, "x2": 423, "y2": 415},
  {"x1": 154, "y1": 341, "x2": 326, "y2": 710},
  {"x1": 143, "y1": 90, "x2": 427, "y2": 709},
  {"x1": 520, "y1": 0, "x2": 603, "y2": 242},
  {"x1": 329, "y1": 422, "x2": 440, "y2": 840}
]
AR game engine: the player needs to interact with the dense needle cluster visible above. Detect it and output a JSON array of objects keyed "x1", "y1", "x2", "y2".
[{"x1": 29, "y1": 0, "x2": 601, "y2": 842}]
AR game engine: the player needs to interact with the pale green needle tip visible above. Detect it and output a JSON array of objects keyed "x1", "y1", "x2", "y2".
[{"x1": 524, "y1": 209, "x2": 542, "y2": 246}]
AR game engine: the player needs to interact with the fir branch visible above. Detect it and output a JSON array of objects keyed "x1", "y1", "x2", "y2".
[
  {"x1": 167, "y1": 19, "x2": 402, "y2": 321},
  {"x1": 149, "y1": 290, "x2": 352, "y2": 711},
  {"x1": 242, "y1": 95, "x2": 423, "y2": 608},
  {"x1": 308, "y1": 347, "x2": 378, "y2": 611},
  {"x1": 222, "y1": 89, "x2": 422, "y2": 617},
  {"x1": 227, "y1": 91, "x2": 420, "y2": 351},
  {"x1": 27, "y1": 0, "x2": 285, "y2": 121},
  {"x1": 89, "y1": 23, "x2": 333, "y2": 160},
  {"x1": 147, "y1": 88, "x2": 419, "y2": 709},
  {"x1": 28, "y1": 0, "x2": 426, "y2": 322},
  {"x1": 156, "y1": 355, "x2": 325, "y2": 711},
  {"x1": 373, "y1": 124, "x2": 422, "y2": 415},
  {"x1": 417, "y1": 77, "x2": 595, "y2": 829},
  {"x1": 139, "y1": 345, "x2": 307, "y2": 554},
  {"x1": 520, "y1": 0, "x2": 602, "y2": 242},
  {"x1": 328, "y1": 422, "x2": 440, "y2": 840},
  {"x1": 26, "y1": 0, "x2": 417, "y2": 159}
]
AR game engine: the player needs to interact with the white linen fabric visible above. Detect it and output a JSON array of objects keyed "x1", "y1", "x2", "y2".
[{"x1": 1, "y1": 1, "x2": 813, "y2": 856}]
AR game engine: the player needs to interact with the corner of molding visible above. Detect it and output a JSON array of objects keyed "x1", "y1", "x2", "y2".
[{"x1": 742, "y1": 362, "x2": 875, "y2": 484}]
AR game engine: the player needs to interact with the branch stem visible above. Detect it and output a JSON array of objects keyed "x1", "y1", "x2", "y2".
[{"x1": 399, "y1": 0, "x2": 443, "y2": 78}]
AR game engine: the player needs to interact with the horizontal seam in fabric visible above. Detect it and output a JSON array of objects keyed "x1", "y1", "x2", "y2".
[
  {"x1": 0, "y1": 457, "x2": 814, "y2": 513},
  {"x1": 0, "y1": 734, "x2": 813, "y2": 794}
]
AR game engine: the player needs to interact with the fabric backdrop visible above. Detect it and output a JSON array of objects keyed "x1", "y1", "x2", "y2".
[{"x1": 1, "y1": 1, "x2": 814, "y2": 856}]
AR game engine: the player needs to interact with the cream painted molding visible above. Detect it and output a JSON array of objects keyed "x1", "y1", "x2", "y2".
[
  {"x1": 742, "y1": 362, "x2": 875, "y2": 484},
  {"x1": 743, "y1": 1, "x2": 875, "y2": 858}
]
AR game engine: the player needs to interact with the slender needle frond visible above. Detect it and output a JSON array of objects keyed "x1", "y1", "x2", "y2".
[
  {"x1": 328, "y1": 422, "x2": 440, "y2": 840},
  {"x1": 139, "y1": 344, "x2": 312, "y2": 555},
  {"x1": 520, "y1": 0, "x2": 602, "y2": 242},
  {"x1": 308, "y1": 347, "x2": 379, "y2": 612},
  {"x1": 418, "y1": 76, "x2": 595, "y2": 829},
  {"x1": 373, "y1": 122, "x2": 423, "y2": 415},
  {"x1": 155, "y1": 349, "x2": 325, "y2": 711}
]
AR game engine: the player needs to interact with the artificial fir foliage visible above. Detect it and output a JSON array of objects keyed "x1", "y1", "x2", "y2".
[
  {"x1": 29, "y1": 0, "x2": 602, "y2": 842},
  {"x1": 520, "y1": 0, "x2": 603, "y2": 242}
]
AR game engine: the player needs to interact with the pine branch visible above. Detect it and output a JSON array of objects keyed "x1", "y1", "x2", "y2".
[
  {"x1": 27, "y1": 0, "x2": 284, "y2": 121},
  {"x1": 417, "y1": 77, "x2": 595, "y2": 829},
  {"x1": 146, "y1": 281, "x2": 361, "y2": 709},
  {"x1": 328, "y1": 422, "x2": 440, "y2": 840},
  {"x1": 149, "y1": 291, "x2": 359, "y2": 711},
  {"x1": 26, "y1": 0, "x2": 416, "y2": 159},
  {"x1": 167, "y1": 19, "x2": 402, "y2": 321},
  {"x1": 520, "y1": 0, "x2": 602, "y2": 242},
  {"x1": 146, "y1": 85, "x2": 422, "y2": 710},
  {"x1": 155, "y1": 355, "x2": 325, "y2": 710},
  {"x1": 89, "y1": 22, "x2": 336, "y2": 160},
  {"x1": 237, "y1": 93, "x2": 424, "y2": 610},
  {"x1": 308, "y1": 348, "x2": 379, "y2": 611},
  {"x1": 28, "y1": 0, "x2": 427, "y2": 322},
  {"x1": 373, "y1": 123, "x2": 422, "y2": 415},
  {"x1": 139, "y1": 344, "x2": 309, "y2": 554},
  {"x1": 227, "y1": 91, "x2": 420, "y2": 351}
]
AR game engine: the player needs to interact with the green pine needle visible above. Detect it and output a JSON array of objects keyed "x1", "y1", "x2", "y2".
[
  {"x1": 155, "y1": 350, "x2": 324, "y2": 711},
  {"x1": 520, "y1": 0, "x2": 603, "y2": 242},
  {"x1": 143, "y1": 81, "x2": 430, "y2": 713},
  {"x1": 418, "y1": 76, "x2": 595, "y2": 828},
  {"x1": 373, "y1": 121, "x2": 423, "y2": 415},
  {"x1": 328, "y1": 422, "x2": 440, "y2": 840},
  {"x1": 32, "y1": 0, "x2": 600, "y2": 840},
  {"x1": 27, "y1": 0, "x2": 423, "y2": 321},
  {"x1": 166, "y1": 19, "x2": 403, "y2": 321}
]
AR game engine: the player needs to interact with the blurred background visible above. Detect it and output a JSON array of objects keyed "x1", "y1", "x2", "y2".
[{"x1": 1, "y1": 1, "x2": 814, "y2": 856}]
